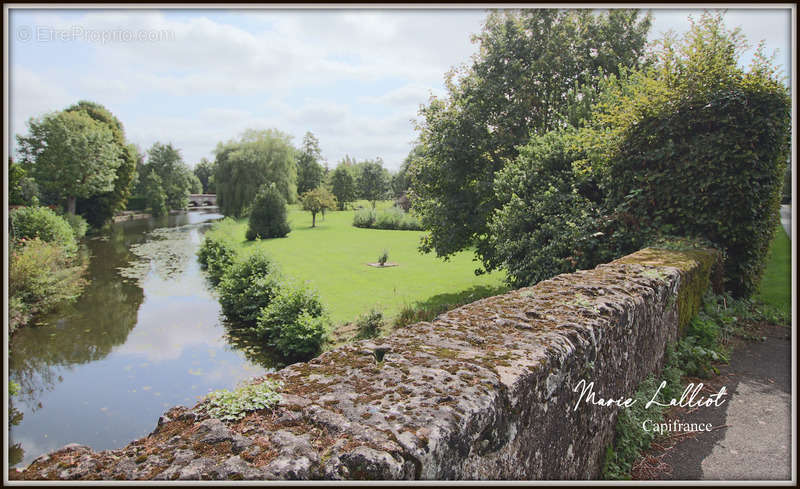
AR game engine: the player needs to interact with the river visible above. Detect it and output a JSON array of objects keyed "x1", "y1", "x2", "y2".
[{"x1": 8, "y1": 209, "x2": 274, "y2": 468}]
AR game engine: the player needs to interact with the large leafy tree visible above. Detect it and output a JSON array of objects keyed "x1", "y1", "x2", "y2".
[
  {"x1": 357, "y1": 159, "x2": 389, "y2": 208},
  {"x1": 66, "y1": 101, "x2": 139, "y2": 228},
  {"x1": 410, "y1": 8, "x2": 652, "y2": 265},
  {"x1": 215, "y1": 129, "x2": 298, "y2": 218},
  {"x1": 329, "y1": 163, "x2": 357, "y2": 210},
  {"x1": 296, "y1": 132, "x2": 325, "y2": 195},
  {"x1": 16, "y1": 110, "x2": 122, "y2": 215},
  {"x1": 140, "y1": 142, "x2": 195, "y2": 210},
  {"x1": 194, "y1": 157, "x2": 217, "y2": 194}
]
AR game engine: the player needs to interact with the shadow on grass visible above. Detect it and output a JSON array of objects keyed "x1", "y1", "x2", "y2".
[{"x1": 393, "y1": 283, "x2": 511, "y2": 328}]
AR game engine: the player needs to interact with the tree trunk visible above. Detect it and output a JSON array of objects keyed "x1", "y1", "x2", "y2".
[
  {"x1": 67, "y1": 196, "x2": 77, "y2": 215},
  {"x1": 312, "y1": 212, "x2": 316, "y2": 228}
]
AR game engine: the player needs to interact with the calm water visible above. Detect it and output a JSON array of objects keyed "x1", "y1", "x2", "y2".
[{"x1": 8, "y1": 210, "x2": 274, "y2": 468}]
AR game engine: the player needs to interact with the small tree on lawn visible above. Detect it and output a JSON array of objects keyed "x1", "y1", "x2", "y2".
[
  {"x1": 300, "y1": 187, "x2": 337, "y2": 228},
  {"x1": 246, "y1": 183, "x2": 291, "y2": 240}
]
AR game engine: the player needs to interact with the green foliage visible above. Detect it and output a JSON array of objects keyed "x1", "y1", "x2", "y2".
[
  {"x1": 218, "y1": 250, "x2": 283, "y2": 325},
  {"x1": 378, "y1": 250, "x2": 389, "y2": 266},
  {"x1": 8, "y1": 238, "x2": 88, "y2": 333},
  {"x1": 353, "y1": 207, "x2": 423, "y2": 230},
  {"x1": 16, "y1": 109, "x2": 123, "y2": 215},
  {"x1": 330, "y1": 163, "x2": 357, "y2": 210},
  {"x1": 488, "y1": 129, "x2": 606, "y2": 286},
  {"x1": 142, "y1": 172, "x2": 168, "y2": 217},
  {"x1": 296, "y1": 132, "x2": 326, "y2": 195},
  {"x1": 9, "y1": 381, "x2": 21, "y2": 397},
  {"x1": 10, "y1": 206, "x2": 78, "y2": 255},
  {"x1": 141, "y1": 142, "x2": 195, "y2": 211},
  {"x1": 8, "y1": 159, "x2": 40, "y2": 206},
  {"x1": 215, "y1": 128, "x2": 298, "y2": 217},
  {"x1": 300, "y1": 187, "x2": 337, "y2": 227},
  {"x1": 352, "y1": 208, "x2": 376, "y2": 228},
  {"x1": 411, "y1": 9, "x2": 651, "y2": 262},
  {"x1": 357, "y1": 159, "x2": 389, "y2": 208},
  {"x1": 125, "y1": 196, "x2": 148, "y2": 211},
  {"x1": 246, "y1": 184, "x2": 291, "y2": 240},
  {"x1": 484, "y1": 12, "x2": 789, "y2": 296},
  {"x1": 354, "y1": 310, "x2": 384, "y2": 340},
  {"x1": 197, "y1": 232, "x2": 236, "y2": 285},
  {"x1": 194, "y1": 157, "x2": 217, "y2": 194},
  {"x1": 601, "y1": 373, "x2": 681, "y2": 480},
  {"x1": 63, "y1": 213, "x2": 88, "y2": 240},
  {"x1": 204, "y1": 379, "x2": 282, "y2": 422},
  {"x1": 582, "y1": 12, "x2": 790, "y2": 297},
  {"x1": 67, "y1": 101, "x2": 139, "y2": 228},
  {"x1": 256, "y1": 285, "x2": 330, "y2": 360}
]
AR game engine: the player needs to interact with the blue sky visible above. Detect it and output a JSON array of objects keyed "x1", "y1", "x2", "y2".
[{"x1": 7, "y1": 7, "x2": 793, "y2": 172}]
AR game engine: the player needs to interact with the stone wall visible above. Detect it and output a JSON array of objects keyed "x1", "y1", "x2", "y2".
[{"x1": 13, "y1": 247, "x2": 719, "y2": 481}]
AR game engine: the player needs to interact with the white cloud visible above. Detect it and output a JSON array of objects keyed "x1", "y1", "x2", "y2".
[{"x1": 8, "y1": 7, "x2": 791, "y2": 172}]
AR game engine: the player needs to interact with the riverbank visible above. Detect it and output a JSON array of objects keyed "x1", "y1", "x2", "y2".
[{"x1": 8, "y1": 209, "x2": 269, "y2": 469}]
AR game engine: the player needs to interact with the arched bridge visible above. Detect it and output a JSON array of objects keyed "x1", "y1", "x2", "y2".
[{"x1": 188, "y1": 194, "x2": 217, "y2": 207}]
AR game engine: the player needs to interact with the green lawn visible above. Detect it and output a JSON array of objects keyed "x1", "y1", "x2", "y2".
[
  {"x1": 755, "y1": 221, "x2": 791, "y2": 318},
  {"x1": 206, "y1": 201, "x2": 508, "y2": 324}
]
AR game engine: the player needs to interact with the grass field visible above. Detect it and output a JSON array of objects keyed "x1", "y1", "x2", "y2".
[
  {"x1": 755, "y1": 221, "x2": 791, "y2": 318},
  {"x1": 205, "y1": 201, "x2": 508, "y2": 325}
]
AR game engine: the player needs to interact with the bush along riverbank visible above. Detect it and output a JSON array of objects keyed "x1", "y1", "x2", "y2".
[
  {"x1": 8, "y1": 206, "x2": 89, "y2": 334},
  {"x1": 197, "y1": 230, "x2": 330, "y2": 363}
]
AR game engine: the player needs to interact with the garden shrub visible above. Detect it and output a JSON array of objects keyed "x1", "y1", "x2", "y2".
[
  {"x1": 204, "y1": 379, "x2": 282, "y2": 422},
  {"x1": 8, "y1": 238, "x2": 88, "y2": 333},
  {"x1": 10, "y1": 206, "x2": 78, "y2": 255},
  {"x1": 352, "y1": 208, "x2": 376, "y2": 228},
  {"x1": 197, "y1": 234, "x2": 236, "y2": 285},
  {"x1": 354, "y1": 309, "x2": 384, "y2": 339},
  {"x1": 63, "y1": 213, "x2": 88, "y2": 240},
  {"x1": 488, "y1": 130, "x2": 608, "y2": 286},
  {"x1": 218, "y1": 250, "x2": 282, "y2": 324},
  {"x1": 601, "y1": 82, "x2": 790, "y2": 297},
  {"x1": 246, "y1": 183, "x2": 291, "y2": 240},
  {"x1": 353, "y1": 207, "x2": 423, "y2": 231},
  {"x1": 256, "y1": 286, "x2": 329, "y2": 360}
]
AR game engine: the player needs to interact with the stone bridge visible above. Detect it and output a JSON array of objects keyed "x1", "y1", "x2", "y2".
[{"x1": 188, "y1": 194, "x2": 217, "y2": 207}]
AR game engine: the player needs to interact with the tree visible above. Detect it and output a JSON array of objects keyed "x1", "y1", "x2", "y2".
[
  {"x1": 246, "y1": 183, "x2": 291, "y2": 240},
  {"x1": 16, "y1": 110, "x2": 122, "y2": 215},
  {"x1": 358, "y1": 159, "x2": 389, "y2": 208},
  {"x1": 66, "y1": 101, "x2": 139, "y2": 228},
  {"x1": 410, "y1": 9, "x2": 652, "y2": 264},
  {"x1": 188, "y1": 172, "x2": 203, "y2": 194},
  {"x1": 143, "y1": 142, "x2": 195, "y2": 210},
  {"x1": 296, "y1": 132, "x2": 325, "y2": 195},
  {"x1": 142, "y1": 172, "x2": 167, "y2": 217},
  {"x1": 300, "y1": 187, "x2": 337, "y2": 228},
  {"x1": 215, "y1": 129, "x2": 298, "y2": 218},
  {"x1": 392, "y1": 145, "x2": 420, "y2": 198},
  {"x1": 194, "y1": 158, "x2": 217, "y2": 193},
  {"x1": 8, "y1": 158, "x2": 39, "y2": 206},
  {"x1": 329, "y1": 163, "x2": 357, "y2": 210},
  {"x1": 488, "y1": 12, "x2": 790, "y2": 297}
]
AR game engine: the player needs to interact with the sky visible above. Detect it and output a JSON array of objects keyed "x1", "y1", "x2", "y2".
[{"x1": 6, "y1": 6, "x2": 793, "y2": 172}]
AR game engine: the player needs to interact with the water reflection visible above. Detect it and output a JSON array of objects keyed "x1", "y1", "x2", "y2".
[{"x1": 8, "y1": 210, "x2": 274, "y2": 468}]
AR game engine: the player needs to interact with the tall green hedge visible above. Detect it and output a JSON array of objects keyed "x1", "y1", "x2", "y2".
[{"x1": 605, "y1": 84, "x2": 790, "y2": 296}]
